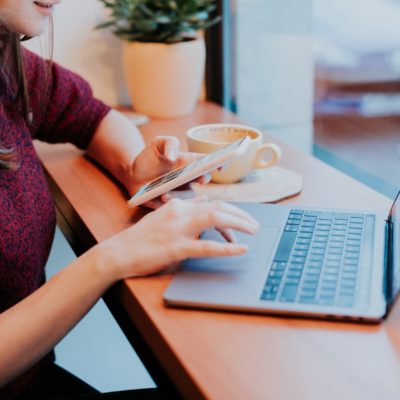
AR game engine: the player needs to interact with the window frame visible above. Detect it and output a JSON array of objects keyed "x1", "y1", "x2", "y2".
[{"x1": 205, "y1": 0, "x2": 236, "y2": 111}]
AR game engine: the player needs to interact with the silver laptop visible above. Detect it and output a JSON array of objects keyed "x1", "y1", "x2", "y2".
[{"x1": 163, "y1": 191, "x2": 400, "y2": 322}]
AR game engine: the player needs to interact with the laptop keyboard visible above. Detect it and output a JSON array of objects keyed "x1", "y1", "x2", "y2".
[{"x1": 261, "y1": 209, "x2": 375, "y2": 308}]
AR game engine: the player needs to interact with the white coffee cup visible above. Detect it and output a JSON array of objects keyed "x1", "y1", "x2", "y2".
[{"x1": 186, "y1": 123, "x2": 282, "y2": 184}]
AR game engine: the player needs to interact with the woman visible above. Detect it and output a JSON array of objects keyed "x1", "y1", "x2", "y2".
[{"x1": 0, "y1": 0, "x2": 259, "y2": 398}]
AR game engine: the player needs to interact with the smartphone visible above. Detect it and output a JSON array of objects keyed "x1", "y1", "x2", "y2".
[{"x1": 127, "y1": 137, "x2": 251, "y2": 207}]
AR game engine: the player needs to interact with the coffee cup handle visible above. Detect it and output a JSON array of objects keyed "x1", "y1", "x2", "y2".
[{"x1": 253, "y1": 143, "x2": 282, "y2": 169}]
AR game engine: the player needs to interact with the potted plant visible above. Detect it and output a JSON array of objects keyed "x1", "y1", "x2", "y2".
[{"x1": 97, "y1": 0, "x2": 220, "y2": 118}]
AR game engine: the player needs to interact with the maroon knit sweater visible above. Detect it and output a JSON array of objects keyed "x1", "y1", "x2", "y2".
[{"x1": 0, "y1": 48, "x2": 110, "y2": 398}]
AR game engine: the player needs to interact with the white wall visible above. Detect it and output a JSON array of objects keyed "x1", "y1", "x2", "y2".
[{"x1": 24, "y1": 0, "x2": 129, "y2": 106}]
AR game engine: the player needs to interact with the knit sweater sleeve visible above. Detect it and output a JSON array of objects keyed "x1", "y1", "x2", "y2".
[{"x1": 24, "y1": 48, "x2": 111, "y2": 149}]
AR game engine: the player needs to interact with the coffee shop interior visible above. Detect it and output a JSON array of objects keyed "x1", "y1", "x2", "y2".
[{"x1": 24, "y1": 0, "x2": 400, "y2": 394}]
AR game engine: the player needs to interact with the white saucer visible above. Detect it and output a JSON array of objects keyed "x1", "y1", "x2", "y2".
[{"x1": 192, "y1": 166, "x2": 302, "y2": 203}]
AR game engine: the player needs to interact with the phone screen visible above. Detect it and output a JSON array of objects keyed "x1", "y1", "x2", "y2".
[
  {"x1": 128, "y1": 137, "x2": 248, "y2": 206},
  {"x1": 138, "y1": 138, "x2": 246, "y2": 194}
]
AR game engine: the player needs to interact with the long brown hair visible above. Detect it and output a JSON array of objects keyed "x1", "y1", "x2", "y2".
[
  {"x1": 0, "y1": 20, "x2": 53, "y2": 170},
  {"x1": 0, "y1": 30, "x2": 29, "y2": 170}
]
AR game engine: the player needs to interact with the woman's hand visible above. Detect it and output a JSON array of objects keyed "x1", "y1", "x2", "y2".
[
  {"x1": 97, "y1": 198, "x2": 260, "y2": 281},
  {"x1": 125, "y1": 136, "x2": 210, "y2": 208}
]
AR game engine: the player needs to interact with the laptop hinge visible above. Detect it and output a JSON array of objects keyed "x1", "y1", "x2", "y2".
[{"x1": 384, "y1": 218, "x2": 393, "y2": 315}]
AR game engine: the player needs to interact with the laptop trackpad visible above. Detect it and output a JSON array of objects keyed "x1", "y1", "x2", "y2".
[{"x1": 164, "y1": 226, "x2": 281, "y2": 306}]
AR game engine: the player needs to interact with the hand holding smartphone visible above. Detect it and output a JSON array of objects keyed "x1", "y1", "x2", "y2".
[{"x1": 127, "y1": 137, "x2": 251, "y2": 207}]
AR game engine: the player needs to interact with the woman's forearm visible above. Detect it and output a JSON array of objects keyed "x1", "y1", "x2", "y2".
[
  {"x1": 0, "y1": 193, "x2": 259, "y2": 386},
  {"x1": 86, "y1": 109, "x2": 145, "y2": 190},
  {"x1": 0, "y1": 246, "x2": 115, "y2": 386}
]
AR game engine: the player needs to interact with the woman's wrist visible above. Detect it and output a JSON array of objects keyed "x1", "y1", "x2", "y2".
[
  {"x1": 124, "y1": 158, "x2": 148, "y2": 196},
  {"x1": 84, "y1": 244, "x2": 122, "y2": 288},
  {"x1": 118, "y1": 154, "x2": 151, "y2": 197}
]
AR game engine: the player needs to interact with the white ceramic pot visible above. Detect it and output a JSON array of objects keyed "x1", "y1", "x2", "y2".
[{"x1": 122, "y1": 37, "x2": 206, "y2": 118}]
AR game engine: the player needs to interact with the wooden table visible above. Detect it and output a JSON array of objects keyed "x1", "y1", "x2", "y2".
[{"x1": 35, "y1": 102, "x2": 400, "y2": 400}]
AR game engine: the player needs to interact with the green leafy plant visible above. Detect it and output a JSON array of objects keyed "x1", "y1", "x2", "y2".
[{"x1": 97, "y1": 0, "x2": 221, "y2": 44}]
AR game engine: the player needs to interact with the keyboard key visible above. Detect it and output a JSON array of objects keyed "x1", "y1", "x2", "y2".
[
  {"x1": 345, "y1": 246, "x2": 360, "y2": 253},
  {"x1": 339, "y1": 287, "x2": 356, "y2": 296},
  {"x1": 264, "y1": 284, "x2": 279, "y2": 294},
  {"x1": 334, "y1": 213, "x2": 350, "y2": 220},
  {"x1": 326, "y1": 255, "x2": 342, "y2": 261},
  {"x1": 285, "y1": 277, "x2": 301, "y2": 285},
  {"x1": 317, "y1": 221, "x2": 332, "y2": 227},
  {"x1": 325, "y1": 261, "x2": 341, "y2": 269},
  {"x1": 271, "y1": 262, "x2": 287, "y2": 271},
  {"x1": 267, "y1": 277, "x2": 282, "y2": 285},
  {"x1": 299, "y1": 227, "x2": 314, "y2": 233},
  {"x1": 350, "y1": 213, "x2": 364, "y2": 218},
  {"x1": 288, "y1": 264, "x2": 304, "y2": 271},
  {"x1": 330, "y1": 232, "x2": 345, "y2": 238},
  {"x1": 292, "y1": 250, "x2": 308, "y2": 257},
  {"x1": 319, "y1": 212, "x2": 334, "y2": 219},
  {"x1": 310, "y1": 248, "x2": 325, "y2": 255},
  {"x1": 344, "y1": 258, "x2": 358, "y2": 266},
  {"x1": 280, "y1": 284, "x2": 299, "y2": 302},
  {"x1": 329, "y1": 243, "x2": 344, "y2": 248},
  {"x1": 314, "y1": 236, "x2": 328, "y2": 243},
  {"x1": 300, "y1": 293, "x2": 317, "y2": 302},
  {"x1": 311, "y1": 243, "x2": 327, "y2": 250},
  {"x1": 344, "y1": 253, "x2": 358, "y2": 260},
  {"x1": 318, "y1": 298, "x2": 335, "y2": 306},
  {"x1": 298, "y1": 232, "x2": 313, "y2": 239},
  {"x1": 348, "y1": 228, "x2": 362, "y2": 233},
  {"x1": 291, "y1": 257, "x2": 306, "y2": 264},
  {"x1": 273, "y1": 231, "x2": 297, "y2": 262},
  {"x1": 347, "y1": 239, "x2": 361, "y2": 246},
  {"x1": 299, "y1": 296, "x2": 317, "y2": 304},
  {"x1": 285, "y1": 225, "x2": 299, "y2": 232},
  {"x1": 315, "y1": 232, "x2": 329, "y2": 238},
  {"x1": 302, "y1": 282, "x2": 318, "y2": 290},
  {"x1": 301, "y1": 222, "x2": 316, "y2": 227},
  {"x1": 287, "y1": 270, "x2": 302, "y2": 278},
  {"x1": 302, "y1": 216, "x2": 317, "y2": 222},
  {"x1": 261, "y1": 292, "x2": 278, "y2": 301},
  {"x1": 291, "y1": 210, "x2": 304, "y2": 215},
  {"x1": 320, "y1": 288, "x2": 336, "y2": 296},
  {"x1": 321, "y1": 282, "x2": 337, "y2": 290},
  {"x1": 307, "y1": 268, "x2": 321, "y2": 279},
  {"x1": 343, "y1": 265, "x2": 358, "y2": 273},
  {"x1": 294, "y1": 244, "x2": 310, "y2": 251},
  {"x1": 348, "y1": 234, "x2": 362, "y2": 240},
  {"x1": 332, "y1": 228, "x2": 346, "y2": 233},
  {"x1": 327, "y1": 248, "x2": 343, "y2": 255},
  {"x1": 323, "y1": 268, "x2": 339, "y2": 275},
  {"x1": 342, "y1": 271, "x2": 357, "y2": 279},
  {"x1": 269, "y1": 270, "x2": 284, "y2": 278},
  {"x1": 333, "y1": 222, "x2": 347, "y2": 228},
  {"x1": 304, "y1": 273, "x2": 319, "y2": 281},
  {"x1": 322, "y1": 275, "x2": 338, "y2": 283},
  {"x1": 304, "y1": 211, "x2": 318, "y2": 217},
  {"x1": 297, "y1": 239, "x2": 311, "y2": 245},
  {"x1": 331, "y1": 237, "x2": 345, "y2": 243},
  {"x1": 309, "y1": 255, "x2": 324, "y2": 261},
  {"x1": 307, "y1": 261, "x2": 323, "y2": 269}
]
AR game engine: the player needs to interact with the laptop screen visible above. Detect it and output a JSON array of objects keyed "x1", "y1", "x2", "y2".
[{"x1": 388, "y1": 190, "x2": 400, "y2": 302}]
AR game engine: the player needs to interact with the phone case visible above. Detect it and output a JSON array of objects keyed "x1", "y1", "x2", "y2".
[{"x1": 127, "y1": 137, "x2": 251, "y2": 207}]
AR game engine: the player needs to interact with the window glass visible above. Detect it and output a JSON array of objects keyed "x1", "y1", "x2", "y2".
[{"x1": 226, "y1": 0, "x2": 400, "y2": 196}]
